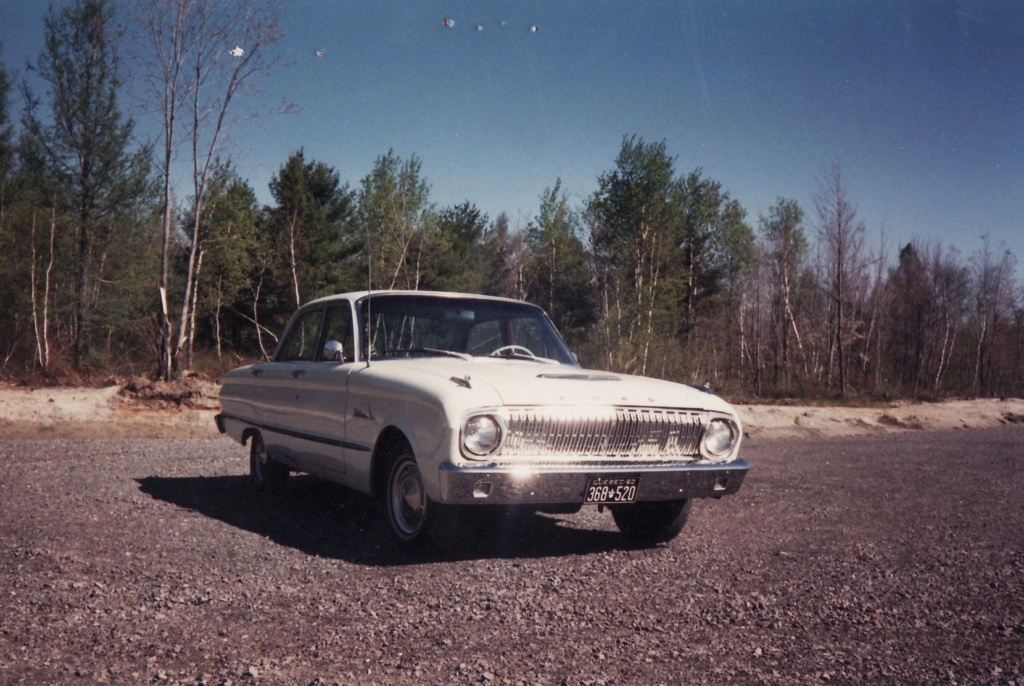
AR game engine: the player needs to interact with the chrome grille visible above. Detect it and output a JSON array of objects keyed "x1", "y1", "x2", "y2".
[{"x1": 498, "y1": 407, "x2": 705, "y2": 462}]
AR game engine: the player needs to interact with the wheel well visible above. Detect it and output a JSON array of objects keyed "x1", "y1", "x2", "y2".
[
  {"x1": 241, "y1": 428, "x2": 259, "y2": 447},
  {"x1": 371, "y1": 427, "x2": 413, "y2": 498}
]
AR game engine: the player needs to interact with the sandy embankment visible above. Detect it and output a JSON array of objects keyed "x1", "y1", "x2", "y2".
[
  {"x1": 0, "y1": 384, "x2": 221, "y2": 440},
  {"x1": 0, "y1": 383, "x2": 1022, "y2": 441}
]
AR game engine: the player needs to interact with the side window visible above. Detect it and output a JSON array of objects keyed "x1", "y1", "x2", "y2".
[
  {"x1": 319, "y1": 304, "x2": 355, "y2": 362},
  {"x1": 278, "y1": 309, "x2": 324, "y2": 362}
]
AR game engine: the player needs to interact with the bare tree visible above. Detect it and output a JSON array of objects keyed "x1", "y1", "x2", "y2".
[
  {"x1": 814, "y1": 161, "x2": 866, "y2": 396},
  {"x1": 970, "y1": 239, "x2": 1017, "y2": 396},
  {"x1": 860, "y1": 229, "x2": 891, "y2": 390},
  {"x1": 131, "y1": 0, "x2": 282, "y2": 378},
  {"x1": 131, "y1": 0, "x2": 193, "y2": 380}
]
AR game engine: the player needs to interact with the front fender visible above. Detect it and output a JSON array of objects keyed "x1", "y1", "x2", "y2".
[{"x1": 345, "y1": 364, "x2": 503, "y2": 500}]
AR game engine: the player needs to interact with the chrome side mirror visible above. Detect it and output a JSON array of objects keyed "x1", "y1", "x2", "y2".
[{"x1": 323, "y1": 339, "x2": 344, "y2": 362}]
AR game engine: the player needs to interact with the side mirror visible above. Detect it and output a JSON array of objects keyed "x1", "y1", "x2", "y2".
[{"x1": 323, "y1": 339, "x2": 344, "y2": 362}]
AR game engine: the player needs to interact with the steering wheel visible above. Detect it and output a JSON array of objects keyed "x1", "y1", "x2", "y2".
[{"x1": 490, "y1": 344, "x2": 537, "y2": 359}]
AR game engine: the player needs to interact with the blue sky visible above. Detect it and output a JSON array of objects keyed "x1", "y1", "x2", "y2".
[{"x1": 2, "y1": 1, "x2": 1022, "y2": 267}]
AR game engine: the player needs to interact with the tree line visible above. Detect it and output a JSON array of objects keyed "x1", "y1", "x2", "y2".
[{"x1": 1, "y1": 0, "x2": 1021, "y2": 399}]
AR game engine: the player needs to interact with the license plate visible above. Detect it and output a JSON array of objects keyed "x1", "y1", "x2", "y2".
[{"x1": 584, "y1": 476, "x2": 640, "y2": 503}]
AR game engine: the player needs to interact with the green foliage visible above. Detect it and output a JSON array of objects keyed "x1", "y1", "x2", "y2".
[
  {"x1": 358, "y1": 150, "x2": 432, "y2": 291},
  {"x1": 0, "y1": 45, "x2": 12, "y2": 189},
  {"x1": 589, "y1": 136, "x2": 682, "y2": 374},
  {"x1": 20, "y1": 0, "x2": 153, "y2": 371},
  {"x1": 677, "y1": 170, "x2": 755, "y2": 333},
  {"x1": 186, "y1": 165, "x2": 265, "y2": 355},
  {"x1": 586, "y1": 136, "x2": 754, "y2": 380},
  {"x1": 525, "y1": 180, "x2": 595, "y2": 344},
  {"x1": 419, "y1": 201, "x2": 489, "y2": 293},
  {"x1": 2, "y1": 11, "x2": 1023, "y2": 405},
  {"x1": 265, "y1": 150, "x2": 356, "y2": 307}
]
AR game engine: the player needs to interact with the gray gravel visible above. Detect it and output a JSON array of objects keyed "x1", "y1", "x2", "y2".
[{"x1": 1, "y1": 429, "x2": 1022, "y2": 685}]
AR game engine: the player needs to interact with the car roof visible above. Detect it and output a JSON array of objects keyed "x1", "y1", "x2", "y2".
[{"x1": 302, "y1": 290, "x2": 535, "y2": 309}]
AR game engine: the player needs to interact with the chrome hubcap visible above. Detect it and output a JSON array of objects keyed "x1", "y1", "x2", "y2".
[{"x1": 390, "y1": 461, "x2": 425, "y2": 537}]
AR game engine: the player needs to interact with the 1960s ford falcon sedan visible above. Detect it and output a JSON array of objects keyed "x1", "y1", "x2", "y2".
[{"x1": 216, "y1": 291, "x2": 748, "y2": 553}]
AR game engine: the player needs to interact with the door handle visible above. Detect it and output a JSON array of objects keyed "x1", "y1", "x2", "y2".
[
  {"x1": 251, "y1": 368, "x2": 263, "y2": 377},
  {"x1": 292, "y1": 370, "x2": 305, "y2": 378}
]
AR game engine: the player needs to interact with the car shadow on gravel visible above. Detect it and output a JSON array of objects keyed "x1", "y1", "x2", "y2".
[{"x1": 136, "y1": 473, "x2": 629, "y2": 565}]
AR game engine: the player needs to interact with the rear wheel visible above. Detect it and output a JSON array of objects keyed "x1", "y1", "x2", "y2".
[
  {"x1": 611, "y1": 499, "x2": 692, "y2": 546},
  {"x1": 385, "y1": 450, "x2": 455, "y2": 554},
  {"x1": 249, "y1": 433, "x2": 289, "y2": 494}
]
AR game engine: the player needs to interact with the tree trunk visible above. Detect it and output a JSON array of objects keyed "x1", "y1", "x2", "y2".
[{"x1": 288, "y1": 208, "x2": 301, "y2": 308}]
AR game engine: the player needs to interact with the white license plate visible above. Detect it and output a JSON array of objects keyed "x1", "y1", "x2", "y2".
[{"x1": 584, "y1": 476, "x2": 639, "y2": 503}]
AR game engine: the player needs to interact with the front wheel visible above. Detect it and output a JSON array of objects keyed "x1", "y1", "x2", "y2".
[
  {"x1": 385, "y1": 452, "x2": 455, "y2": 554},
  {"x1": 249, "y1": 433, "x2": 289, "y2": 494},
  {"x1": 611, "y1": 499, "x2": 692, "y2": 546}
]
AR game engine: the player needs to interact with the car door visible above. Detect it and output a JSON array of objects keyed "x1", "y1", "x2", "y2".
[
  {"x1": 260, "y1": 307, "x2": 326, "y2": 472},
  {"x1": 289, "y1": 301, "x2": 357, "y2": 478}
]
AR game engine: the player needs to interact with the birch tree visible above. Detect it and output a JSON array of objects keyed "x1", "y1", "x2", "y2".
[
  {"x1": 21, "y1": 0, "x2": 151, "y2": 369},
  {"x1": 525, "y1": 180, "x2": 594, "y2": 341},
  {"x1": 589, "y1": 136, "x2": 680, "y2": 375},
  {"x1": 759, "y1": 197, "x2": 808, "y2": 389},
  {"x1": 480, "y1": 212, "x2": 529, "y2": 300},
  {"x1": 266, "y1": 150, "x2": 355, "y2": 309},
  {"x1": 969, "y1": 240, "x2": 1017, "y2": 395},
  {"x1": 357, "y1": 151, "x2": 432, "y2": 290},
  {"x1": 131, "y1": 0, "x2": 282, "y2": 378}
]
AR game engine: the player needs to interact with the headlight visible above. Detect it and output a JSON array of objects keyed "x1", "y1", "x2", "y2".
[
  {"x1": 702, "y1": 417, "x2": 739, "y2": 461},
  {"x1": 462, "y1": 415, "x2": 503, "y2": 456}
]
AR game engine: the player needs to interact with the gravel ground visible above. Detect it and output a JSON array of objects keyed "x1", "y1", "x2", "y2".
[{"x1": 1, "y1": 429, "x2": 1022, "y2": 685}]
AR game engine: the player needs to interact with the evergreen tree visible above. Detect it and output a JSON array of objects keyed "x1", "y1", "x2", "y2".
[
  {"x1": 266, "y1": 150, "x2": 355, "y2": 310},
  {"x1": 420, "y1": 201, "x2": 489, "y2": 293},
  {"x1": 0, "y1": 44, "x2": 12, "y2": 216},
  {"x1": 21, "y1": 0, "x2": 152, "y2": 370},
  {"x1": 179, "y1": 165, "x2": 263, "y2": 363}
]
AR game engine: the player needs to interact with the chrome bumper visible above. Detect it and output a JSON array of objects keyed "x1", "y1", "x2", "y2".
[{"x1": 438, "y1": 458, "x2": 749, "y2": 505}]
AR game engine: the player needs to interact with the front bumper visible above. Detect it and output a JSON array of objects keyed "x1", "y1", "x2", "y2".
[{"x1": 438, "y1": 458, "x2": 749, "y2": 505}]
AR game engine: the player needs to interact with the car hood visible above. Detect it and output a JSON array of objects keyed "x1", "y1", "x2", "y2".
[{"x1": 374, "y1": 357, "x2": 737, "y2": 415}]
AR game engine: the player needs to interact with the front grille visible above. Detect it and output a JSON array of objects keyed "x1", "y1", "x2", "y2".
[{"x1": 498, "y1": 407, "x2": 705, "y2": 462}]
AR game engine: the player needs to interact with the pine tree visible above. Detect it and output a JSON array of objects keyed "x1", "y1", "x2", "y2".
[{"x1": 22, "y1": 0, "x2": 151, "y2": 369}]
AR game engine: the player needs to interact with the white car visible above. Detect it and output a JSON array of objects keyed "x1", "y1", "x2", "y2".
[{"x1": 216, "y1": 291, "x2": 749, "y2": 553}]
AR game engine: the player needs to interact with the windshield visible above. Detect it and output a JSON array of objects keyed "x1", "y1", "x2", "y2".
[{"x1": 357, "y1": 294, "x2": 577, "y2": 365}]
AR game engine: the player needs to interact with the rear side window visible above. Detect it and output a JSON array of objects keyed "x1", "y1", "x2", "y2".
[{"x1": 320, "y1": 304, "x2": 355, "y2": 362}]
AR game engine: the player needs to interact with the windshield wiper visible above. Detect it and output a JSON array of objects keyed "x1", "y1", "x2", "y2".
[
  {"x1": 488, "y1": 350, "x2": 559, "y2": 365},
  {"x1": 388, "y1": 347, "x2": 470, "y2": 360}
]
